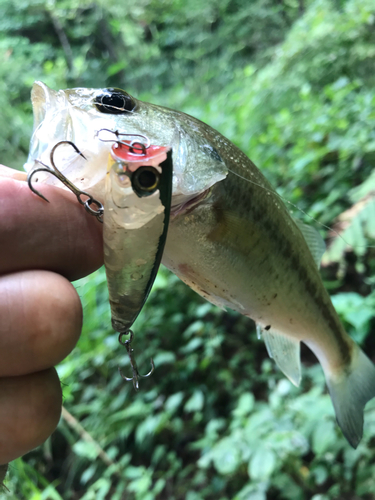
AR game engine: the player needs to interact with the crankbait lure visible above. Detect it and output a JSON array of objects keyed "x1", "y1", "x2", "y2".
[{"x1": 28, "y1": 132, "x2": 173, "y2": 390}]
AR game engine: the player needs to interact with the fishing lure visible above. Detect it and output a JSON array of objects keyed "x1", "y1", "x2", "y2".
[
  {"x1": 103, "y1": 132, "x2": 173, "y2": 388},
  {"x1": 28, "y1": 132, "x2": 173, "y2": 390}
]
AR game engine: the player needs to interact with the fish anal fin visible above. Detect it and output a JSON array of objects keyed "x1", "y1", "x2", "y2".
[
  {"x1": 325, "y1": 346, "x2": 375, "y2": 448},
  {"x1": 293, "y1": 218, "x2": 326, "y2": 268},
  {"x1": 262, "y1": 328, "x2": 301, "y2": 387}
]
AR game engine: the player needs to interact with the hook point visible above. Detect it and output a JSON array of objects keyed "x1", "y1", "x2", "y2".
[{"x1": 28, "y1": 167, "x2": 52, "y2": 203}]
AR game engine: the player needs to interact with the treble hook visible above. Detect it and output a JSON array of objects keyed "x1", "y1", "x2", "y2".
[
  {"x1": 27, "y1": 141, "x2": 104, "y2": 223},
  {"x1": 118, "y1": 330, "x2": 155, "y2": 391},
  {"x1": 96, "y1": 129, "x2": 150, "y2": 155}
]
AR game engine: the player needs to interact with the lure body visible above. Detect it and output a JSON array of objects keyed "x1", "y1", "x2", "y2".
[
  {"x1": 104, "y1": 143, "x2": 172, "y2": 332},
  {"x1": 24, "y1": 82, "x2": 375, "y2": 448}
]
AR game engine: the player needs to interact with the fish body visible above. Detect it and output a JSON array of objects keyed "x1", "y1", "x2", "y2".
[{"x1": 25, "y1": 82, "x2": 375, "y2": 447}]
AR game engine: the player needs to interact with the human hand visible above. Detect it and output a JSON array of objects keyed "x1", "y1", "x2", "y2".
[{"x1": 0, "y1": 165, "x2": 103, "y2": 477}]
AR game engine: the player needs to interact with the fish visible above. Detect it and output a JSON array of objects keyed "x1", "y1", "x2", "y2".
[{"x1": 24, "y1": 81, "x2": 375, "y2": 448}]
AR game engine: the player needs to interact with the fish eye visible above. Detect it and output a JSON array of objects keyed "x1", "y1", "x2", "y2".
[
  {"x1": 94, "y1": 88, "x2": 136, "y2": 114},
  {"x1": 131, "y1": 166, "x2": 160, "y2": 197}
]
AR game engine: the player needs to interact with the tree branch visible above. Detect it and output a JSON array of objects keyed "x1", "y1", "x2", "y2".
[
  {"x1": 47, "y1": 10, "x2": 74, "y2": 73},
  {"x1": 61, "y1": 406, "x2": 121, "y2": 476}
]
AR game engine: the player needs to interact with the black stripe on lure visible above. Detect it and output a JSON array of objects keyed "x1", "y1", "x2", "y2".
[{"x1": 27, "y1": 135, "x2": 173, "y2": 390}]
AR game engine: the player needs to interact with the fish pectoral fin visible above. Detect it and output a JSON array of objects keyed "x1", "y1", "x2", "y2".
[
  {"x1": 325, "y1": 345, "x2": 375, "y2": 448},
  {"x1": 293, "y1": 218, "x2": 326, "y2": 268},
  {"x1": 262, "y1": 328, "x2": 301, "y2": 387}
]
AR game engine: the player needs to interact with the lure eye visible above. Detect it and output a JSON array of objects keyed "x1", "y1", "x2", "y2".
[
  {"x1": 131, "y1": 166, "x2": 160, "y2": 197},
  {"x1": 94, "y1": 88, "x2": 136, "y2": 114}
]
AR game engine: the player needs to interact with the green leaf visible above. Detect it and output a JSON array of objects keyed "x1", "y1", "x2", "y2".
[
  {"x1": 233, "y1": 393, "x2": 255, "y2": 417},
  {"x1": 212, "y1": 439, "x2": 241, "y2": 475},
  {"x1": 72, "y1": 441, "x2": 99, "y2": 460},
  {"x1": 248, "y1": 448, "x2": 277, "y2": 481},
  {"x1": 312, "y1": 420, "x2": 337, "y2": 455},
  {"x1": 165, "y1": 392, "x2": 185, "y2": 413},
  {"x1": 184, "y1": 390, "x2": 204, "y2": 412}
]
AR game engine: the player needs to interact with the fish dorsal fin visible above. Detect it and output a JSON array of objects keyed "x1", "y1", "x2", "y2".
[
  {"x1": 261, "y1": 327, "x2": 301, "y2": 387},
  {"x1": 293, "y1": 218, "x2": 326, "y2": 268}
]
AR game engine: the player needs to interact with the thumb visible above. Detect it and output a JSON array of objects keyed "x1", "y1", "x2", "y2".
[{"x1": 0, "y1": 165, "x2": 27, "y2": 181}]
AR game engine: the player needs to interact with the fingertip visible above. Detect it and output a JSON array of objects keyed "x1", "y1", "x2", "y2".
[
  {"x1": 0, "y1": 271, "x2": 83, "y2": 376},
  {"x1": 0, "y1": 177, "x2": 104, "y2": 280},
  {"x1": 0, "y1": 368, "x2": 62, "y2": 464}
]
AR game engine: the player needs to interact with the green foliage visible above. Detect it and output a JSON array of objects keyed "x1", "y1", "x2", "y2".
[{"x1": 1, "y1": 0, "x2": 375, "y2": 498}]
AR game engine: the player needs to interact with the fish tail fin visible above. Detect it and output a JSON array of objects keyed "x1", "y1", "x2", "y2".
[{"x1": 325, "y1": 345, "x2": 375, "y2": 448}]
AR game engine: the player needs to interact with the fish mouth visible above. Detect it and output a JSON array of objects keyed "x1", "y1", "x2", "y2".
[
  {"x1": 24, "y1": 81, "x2": 114, "y2": 192},
  {"x1": 24, "y1": 81, "x2": 72, "y2": 172}
]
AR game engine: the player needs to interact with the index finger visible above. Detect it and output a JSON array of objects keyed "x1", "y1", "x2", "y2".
[{"x1": 0, "y1": 171, "x2": 103, "y2": 281}]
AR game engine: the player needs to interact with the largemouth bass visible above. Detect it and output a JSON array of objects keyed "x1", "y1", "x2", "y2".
[{"x1": 24, "y1": 81, "x2": 375, "y2": 448}]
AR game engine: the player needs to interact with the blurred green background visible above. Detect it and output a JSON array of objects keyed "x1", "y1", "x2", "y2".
[{"x1": 1, "y1": 0, "x2": 375, "y2": 498}]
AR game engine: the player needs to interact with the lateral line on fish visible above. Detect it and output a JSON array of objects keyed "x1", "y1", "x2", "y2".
[{"x1": 226, "y1": 166, "x2": 375, "y2": 251}]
